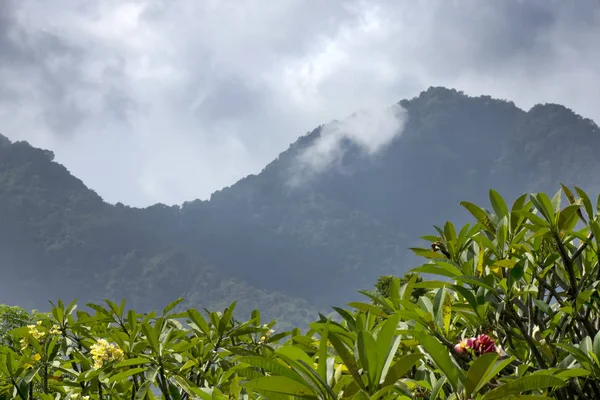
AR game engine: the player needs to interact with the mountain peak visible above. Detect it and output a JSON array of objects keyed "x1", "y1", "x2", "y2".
[
  {"x1": 528, "y1": 103, "x2": 599, "y2": 131},
  {"x1": 0, "y1": 132, "x2": 11, "y2": 148}
]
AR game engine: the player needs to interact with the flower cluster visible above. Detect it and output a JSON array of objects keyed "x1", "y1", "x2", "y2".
[
  {"x1": 454, "y1": 334, "x2": 504, "y2": 357},
  {"x1": 21, "y1": 322, "x2": 62, "y2": 351},
  {"x1": 27, "y1": 321, "x2": 46, "y2": 340},
  {"x1": 259, "y1": 326, "x2": 275, "y2": 343},
  {"x1": 90, "y1": 338, "x2": 124, "y2": 369},
  {"x1": 49, "y1": 324, "x2": 62, "y2": 336}
]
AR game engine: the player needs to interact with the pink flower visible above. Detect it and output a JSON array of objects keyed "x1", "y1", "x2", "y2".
[
  {"x1": 473, "y1": 334, "x2": 497, "y2": 355},
  {"x1": 454, "y1": 334, "x2": 499, "y2": 356},
  {"x1": 454, "y1": 338, "x2": 472, "y2": 353}
]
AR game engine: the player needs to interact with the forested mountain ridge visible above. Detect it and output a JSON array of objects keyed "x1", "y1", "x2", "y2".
[{"x1": 1, "y1": 87, "x2": 599, "y2": 327}]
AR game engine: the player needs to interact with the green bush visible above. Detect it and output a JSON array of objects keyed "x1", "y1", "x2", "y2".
[{"x1": 0, "y1": 186, "x2": 599, "y2": 399}]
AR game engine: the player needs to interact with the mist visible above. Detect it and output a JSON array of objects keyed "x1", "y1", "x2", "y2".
[{"x1": 289, "y1": 104, "x2": 407, "y2": 186}]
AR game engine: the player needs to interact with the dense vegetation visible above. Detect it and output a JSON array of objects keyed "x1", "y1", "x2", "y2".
[
  {"x1": 2, "y1": 87, "x2": 600, "y2": 327},
  {"x1": 1, "y1": 186, "x2": 600, "y2": 399}
]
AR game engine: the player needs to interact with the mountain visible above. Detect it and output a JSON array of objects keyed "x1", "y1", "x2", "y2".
[{"x1": 1, "y1": 87, "x2": 599, "y2": 326}]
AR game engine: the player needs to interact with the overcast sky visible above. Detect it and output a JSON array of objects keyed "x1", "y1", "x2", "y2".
[{"x1": 1, "y1": 0, "x2": 599, "y2": 206}]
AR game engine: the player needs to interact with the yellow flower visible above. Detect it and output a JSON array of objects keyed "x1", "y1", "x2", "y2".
[
  {"x1": 27, "y1": 325, "x2": 46, "y2": 340},
  {"x1": 90, "y1": 338, "x2": 123, "y2": 369},
  {"x1": 109, "y1": 346, "x2": 124, "y2": 361},
  {"x1": 49, "y1": 325, "x2": 62, "y2": 336},
  {"x1": 36, "y1": 320, "x2": 42, "y2": 326},
  {"x1": 259, "y1": 328, "x2": 275, "y2": 343},
  {"x1": 32, "y1": 353, "x2": 41, "y2": 361}
]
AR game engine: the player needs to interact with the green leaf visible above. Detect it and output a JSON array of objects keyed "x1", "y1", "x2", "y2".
[
  {"x1": 382, "y1": 353, "x2": 423, "y2": 387},
  {"x1": 134, "y1": 381, "x2": 152, "y2": 400},
  {"x1": 357, "y1": 330, "x2": 379, "y2": 387},
  {"x1": 450, "y1": 284, "x2": 478, "y2": 311},
  {"x1": 411, "y1": 265, "x2": 455, "y2": 279},
  {"x1": 482, "y1": 375, "x2": 565, "y2": 400},
  {"x1": 516, "y1": 210, "x2": 548, "y2": 227},
  {"x1": 433, "y1": 288, "x2": 453, "y2": 335},
  {"x1": 461, "y1": 201, "x2": 497, "y2": 232},
  {"x1": 554, "y1": 368, "x2": 590, "y2": 380},
  {"x1": 376, "y1": 314, "x2": 401, "y2": 385},
  {"x1": 318, "y1": 322, "x2": 330, "y2": 383},
  {"x1": 168, "y1": 381, "x2": 183, "y2": 400},
  {"x1": 332, "y1": 307, "x2": 356, "y2": 332},
  {"x1": 532, "y1": 193, "x2": 555, "y2": 223},
  {"x1": 400, "y1": 274, "x2": 417, "y2": 303},
  {"x1": 141, "y1": 322, "x2": 159, "y2": 354},
  {"x1": 172, "y1": 376, "x2": 213, "y2": 400},
  {"x1": 329, "y1": 333, "x2": 366, "y2": 391},
  {"x1": 162, "y1": 298, "x2": 184, "y2": 316},
  {"x1": 419, "y1": 335, "x2": 461, "y2": 390},
  {"x1": 237, "y1": 356, "x2": 303, "y2": 383},
  {"x1": 242, "y1": 376, "x2": 316, "y2": 396},
  {"x1": 429, "y1": 376, "x2": 447, "y2": 400},
  {"x1": 532, "y1": 300, "x2": 553, "y2": 316},
  {"x1": 575, "y1": 186, "x2": 594, "y2": 220},
  {"x1": 510, "y1": 193, "x2": 528, "y2": 231},
  {"x1": 454, "y1": 276, "x2": 498, "y2": 294},
  {"x1": 275, "y1": 346, "x2": 314, "y2": 368},
  {"x1": 551, "y1": 189, "x2": 562, "y2": 213},
  {"x1": 410, "y1": 248, "x2": 449, "y2": 259},
  {"x1": 465, "y1": 353, "x2": 498, "y2": 398},
  {"x1": 444, "y1": 221, "x2": 457, "y2": 242},
  {"x1": 590, "y1": 221, "x2": 600, "y2": 248},
  {"x1": 347, "y1": 302, "x2": 387, "y2": 317},
  {"x1": 108, "y1": 367, "x2": 147, "y2": 383},
  {"x1": 594, "y1": 331, "x2": 600, "y2": 361},
  {"x1": 557, "y1": 205, "x2": 582, "y2": 232},
  {"x1": 218, "y1": 302, "x2": 236, "y2": 335},
  {"x1": 389, "y1": 277, "x2": 401, "y2": 308},
  {"x1": 561, "y1": 184, "x2": 576, "y2": 205},
  {"x1": 490, "y1": 189, "x2": 509, "y2": 218},
  {"x1": 493, "y1": 259, "x2": 517, "y2": 269},
  {"x1": 186, "y1": 309, "x2": 211, "y2": 336}
]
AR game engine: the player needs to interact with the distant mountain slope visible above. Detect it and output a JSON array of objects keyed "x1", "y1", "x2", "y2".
[{"x1": 1, "y1": 87, "x2": 599, "y2": 325}]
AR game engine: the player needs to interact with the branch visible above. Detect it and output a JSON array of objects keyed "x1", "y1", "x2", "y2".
[{"x1": 570, "y1": 231, "x2": 594, "y2": 263}]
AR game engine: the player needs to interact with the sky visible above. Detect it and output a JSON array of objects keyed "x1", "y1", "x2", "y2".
[{"x1": 1, "y1": 0, "x2": 599, "y2": 206}]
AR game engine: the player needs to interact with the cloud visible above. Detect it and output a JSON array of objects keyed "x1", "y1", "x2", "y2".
[
  {"x1": 290, "y1": 105, "x2": 406, "y2": 186},
  {"x1": 0, "y1": 0, "x2": 599, "y2": 206}
]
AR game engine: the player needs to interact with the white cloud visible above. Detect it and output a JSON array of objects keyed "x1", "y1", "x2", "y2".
[
  {"x1": 291, "y1": 105, "x2": 406, "y2": 186},
  {"x1": 1, "y1": 0, "x2": 599, "y2": 206}
]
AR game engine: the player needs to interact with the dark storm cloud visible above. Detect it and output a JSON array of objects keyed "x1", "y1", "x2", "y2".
[
  {"x1": 0, "y1": 0, "x2": 86, "y2": 134},
  {"x1": 0, "y1": 0, "x2": 135, "y2": 137},
  {"x1": 0, "y1": 0, "x2": 598, "y2": 205},
  {"x1": 417, "y1": 0, "x2": 600, "y2": 76}
]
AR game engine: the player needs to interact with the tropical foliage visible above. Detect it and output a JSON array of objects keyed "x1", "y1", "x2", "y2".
[{"x1": 1, "y1": 185, "x2": 600, "y2": 399}]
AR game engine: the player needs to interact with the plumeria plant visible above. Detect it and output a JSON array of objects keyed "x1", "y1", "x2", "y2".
[{"x1": 0, "y1": 186, "x2": 599, "y2": 399}]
